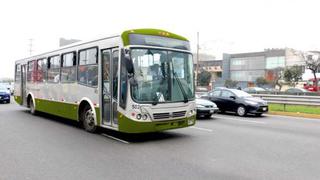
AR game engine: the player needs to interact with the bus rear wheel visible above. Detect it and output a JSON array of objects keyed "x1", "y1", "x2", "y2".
[
  {"x1": 81, "y1": 106, "x2": 97, "y2": 133},
  {"x1": 29, "y1": 98, "x2": 36, "y2": 115}
]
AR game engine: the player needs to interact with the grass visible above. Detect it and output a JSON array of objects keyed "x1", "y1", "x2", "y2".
[{"x1": 269, "y1": 104, "x2": 320, "y2": 115}]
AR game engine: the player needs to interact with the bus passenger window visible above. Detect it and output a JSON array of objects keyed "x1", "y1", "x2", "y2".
[
  {"x1": 61, "y1": 52, "x2": 76, "y2": 83},
  {"x1": 48, "y1": 55, "x2": 60, "y2": 83},
  {"x1": 78, "y1": 48, "x2": 98, "y2": 87}
]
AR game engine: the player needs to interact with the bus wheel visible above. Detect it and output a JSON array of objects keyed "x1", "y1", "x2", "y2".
[
  {"x1": 82, "y1": 106, "x2": 97, "y2": 133},
  {"x1": 29, "y1": 98, "x2": 36, "y2": 115}
]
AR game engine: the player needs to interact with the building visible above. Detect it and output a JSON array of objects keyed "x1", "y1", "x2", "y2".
[
  {"x1": 222, "y1": 48, "x2": 305, "y2": 88},
  {"x1": 196, "y1": 60, "x2": 222, "y2": 79}
]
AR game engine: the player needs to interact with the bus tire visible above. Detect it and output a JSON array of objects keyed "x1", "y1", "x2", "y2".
[
  {"x1": 81, "y1": 105, "x2": 97, "y2": 133},
  {"x1": 29, "y1": 98, "x2": 36, "y2": 115}
]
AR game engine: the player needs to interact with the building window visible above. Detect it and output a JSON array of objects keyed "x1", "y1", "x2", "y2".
[
  {"x1": 48, "y1": 55, "x2": 60, "y2": 83},
  {"x1": 37, "y1": 58, "x2": 47, "y2": 82},
  {"x1": 266, "y1": 56, "x2": 285, "y2": 69},
  {"x1": 78, "y1": 48, "x2": 98, "y2": 87},
  {"x1": 61, "y1": 52, "x2": 76, "y2": 83}
]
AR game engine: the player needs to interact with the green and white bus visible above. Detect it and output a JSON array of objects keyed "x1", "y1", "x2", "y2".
[{"x1": 14, "y1": 29, "x2": 196, "y2": 133}]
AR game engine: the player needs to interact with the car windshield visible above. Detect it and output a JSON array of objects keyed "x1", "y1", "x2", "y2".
[
  {"x1": 130, "y1": 48, "x2": 194, "y2": 103},
  {"x1": 230, "y1": 89, "x2": 252, "y2": 98}
]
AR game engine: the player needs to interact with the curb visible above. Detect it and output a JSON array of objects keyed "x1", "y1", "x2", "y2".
[{"x1": 269, "y1": 111, "x2": 320, "y2": 119}]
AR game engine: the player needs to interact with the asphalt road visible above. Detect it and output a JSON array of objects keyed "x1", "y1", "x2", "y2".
[{"x1": 1, "y1": 101, "x2": 320, "y2": 180}]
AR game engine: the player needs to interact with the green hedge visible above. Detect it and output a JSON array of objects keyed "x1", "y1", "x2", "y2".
[{"x1": 269, "y1": 104, "x2": 320, "y2": 115}]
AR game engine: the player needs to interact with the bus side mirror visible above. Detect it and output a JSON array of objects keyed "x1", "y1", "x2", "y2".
[
  {"x1": 125, "y1": 57, "x2": 134, "y2": 74},
  {"x1": 122, "y1": 49, "x2": 134, "y2": 74}
]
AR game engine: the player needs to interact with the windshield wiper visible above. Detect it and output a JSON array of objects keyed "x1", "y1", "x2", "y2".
[
  {"x1": 172, "y1": 71, "x2": 188, "y2": 103},
  {"x1": 152, "y1": 92, "x2": 159, "y2": 105}
]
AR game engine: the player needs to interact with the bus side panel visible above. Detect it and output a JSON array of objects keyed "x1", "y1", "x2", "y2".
[
  {"x1": 35, "y1": 98, "x2": 78, "y2": 121},
  {"x1": 14, "y1": 96, "x2": 23, "y2": 105}
]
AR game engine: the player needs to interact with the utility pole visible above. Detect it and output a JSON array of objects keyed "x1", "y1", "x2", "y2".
[
  {"x1": 196, "y1": 32, "x2": 200, "y2": 86},
  {"x1": 29, "y1": 38, "x2": 33, "y2": 56}
]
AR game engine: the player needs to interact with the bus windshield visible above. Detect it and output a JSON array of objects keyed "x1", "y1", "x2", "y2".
[{"x1": 130, "y1": 48, "x2": 194, "y2": 104}]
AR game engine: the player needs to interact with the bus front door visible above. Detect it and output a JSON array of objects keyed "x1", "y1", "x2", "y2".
[{"x1": 101, "y1": 48, "x2": 119, "y2": 128}]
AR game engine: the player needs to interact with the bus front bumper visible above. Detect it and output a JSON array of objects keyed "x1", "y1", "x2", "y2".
[{"x1": 118, "y1": 113, "x2": 196, "y2": 133}]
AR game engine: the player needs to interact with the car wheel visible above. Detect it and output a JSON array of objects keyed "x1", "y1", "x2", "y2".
[
  {"x1": 237, "y1": 105, "x2": 247, "y2": 117},
  {"x1": 81, "y1": 105, "x2": 97, "y2": 133}
]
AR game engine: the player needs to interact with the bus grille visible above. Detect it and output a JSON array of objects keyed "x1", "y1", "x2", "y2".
[
  {"x1": 153, "y1": 111, "x2": 186, "y2": 120},
  {"x1": 153, "y1": 113, "x2": 170, "y2": 120},
  {"x1": 172, "y1": 111, "x2": 186, "y2": 118}
]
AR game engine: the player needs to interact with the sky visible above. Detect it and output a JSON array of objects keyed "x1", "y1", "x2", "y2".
[{"x1": 1, "y1": 0, "x2": 320, "y2": 79}]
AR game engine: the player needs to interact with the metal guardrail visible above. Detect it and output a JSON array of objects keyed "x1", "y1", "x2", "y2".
[{"x1": 251, "y1": 94, "x2": 320, "y2": 106}]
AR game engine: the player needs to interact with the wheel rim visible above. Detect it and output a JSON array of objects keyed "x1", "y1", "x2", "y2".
[
  {"x1": 84, "y1": 109, "x2": 95, "y2": 130},
  {"x1": 30, "y1": 100, "x2": 35, "y2": 114},
  {"x1": 237, "y1": 106, "x2": 245, "y2": 116}
]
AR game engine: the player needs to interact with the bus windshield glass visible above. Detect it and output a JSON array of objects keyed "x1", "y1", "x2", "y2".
[
  {"x1": 129, "y1": 34, "x2": 190, "y2": 50},
  {"x1": 131, "y1": 48, "x2": 194, "y2": 103}
]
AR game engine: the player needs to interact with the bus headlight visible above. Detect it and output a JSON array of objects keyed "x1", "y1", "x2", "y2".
[
  {"x1": 136, "y1": 114, "x2": 142, "y2": 120},
  {"x1": 188, "y1": 109, "x2": 196, "y2": 116},
  {"x1": 142, "y1": 114, "x2": 148, "y2": 120}
]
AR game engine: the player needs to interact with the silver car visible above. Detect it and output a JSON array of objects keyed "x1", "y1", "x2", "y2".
[{"x1": 196, "y1": 98, "x2": 219, "y2": 118}]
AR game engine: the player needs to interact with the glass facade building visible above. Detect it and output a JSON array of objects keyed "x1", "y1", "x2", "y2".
[{"x1": 222, "y1": 48, "x2": 305, "y2": 87}]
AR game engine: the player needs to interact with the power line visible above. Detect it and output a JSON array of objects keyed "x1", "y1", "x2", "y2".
[{"x1": 29, "y1": 38, "x2": 33, "y2": 56}]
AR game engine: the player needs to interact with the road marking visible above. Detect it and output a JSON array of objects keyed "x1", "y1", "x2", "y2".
[
  {"x1": 215, "y1": 115, "x2": 266, "y2": 124},
  {"x1": 190, "y1": 126, "x2": 213, "y2": 132},
  {"x1": 101, "y1": 134, "x2": 130, "y2": 144}
]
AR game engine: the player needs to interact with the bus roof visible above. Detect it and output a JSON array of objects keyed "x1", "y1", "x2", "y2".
[
  {"x1": 121, "y1": 28, "x2": 189, "y2": 46},
  {"x1": 15, "y1": 28, "x2": 189, "y2": 63}
]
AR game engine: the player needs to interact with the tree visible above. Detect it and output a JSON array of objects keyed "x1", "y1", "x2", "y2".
[
  {"x1": 268, "y1": 67, "x2": 284, "y2": 90},
  {"x1": 283, "y1": 65, "x2": 303, "y2": 87},
  {"x1": 304, "y1": 52, "x2": 320, "y2": 91},
  {"x1": 198, "y1": 71, "x2": 212, "y2": 86},
  {"x1": 255, "y1": 77, "x2": 268, "y2": 87},
  {"x1": 224, "y1": 79, "x2": 238, "y2": 88}
]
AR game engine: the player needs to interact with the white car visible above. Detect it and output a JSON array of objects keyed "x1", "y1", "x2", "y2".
[{"x1": 196, "y1": 98, "x2": 219, "y2": 118}]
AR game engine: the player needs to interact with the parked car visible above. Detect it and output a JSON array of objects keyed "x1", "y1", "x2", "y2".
[
  {"x1": 196, "y1": 98, "x2": 219, "y2": 118},
  {"x1": 0, "y1": 86, "x2": 11, "y2": 103},
  {"x1": 285, "y1": 87, "x2": 308, "y2": 94},
  {"x1": 243, "y1": 87, "x2": 267, "y2": 94},
  {"x1": 202, "y1": 88, "x2": 268, "y2": 117}
]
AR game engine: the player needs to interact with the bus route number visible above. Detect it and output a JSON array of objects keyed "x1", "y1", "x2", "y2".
[{"x1": 132, "y1": 104, "x2": 140, "y2": 109}]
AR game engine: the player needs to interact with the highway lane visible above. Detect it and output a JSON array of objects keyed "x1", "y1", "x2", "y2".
[{"x1": 1, "y1": 101, "x2": 320, "y2": 180}]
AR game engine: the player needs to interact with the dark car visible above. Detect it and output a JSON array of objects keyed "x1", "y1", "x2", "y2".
[
  {"x1": 243, "y1": 87, "x2": 267, "y2": 94},
  {"x1": 285, "y1": 87, "x2": 308, "y2": 94},
  {"x1": 0, "y1": 86, "x2": 11, "y2": 103},
  {"x1": 202, "y1": 88, "x2": 268, "y2": 117},
  {"x1": 196, "y1": 98, "x2": 219, "y2": 118}
]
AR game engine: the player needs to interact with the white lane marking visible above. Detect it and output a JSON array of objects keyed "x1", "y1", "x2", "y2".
[
  {"x1": 101, "y1": 134, "x2": 130, "y2": 144},
  {"x1": 190, "y1": 126, "x2": 213, "y2": 132},
  {"x1": 215, "y1": 115, "x2": 266, "y2": 124}
]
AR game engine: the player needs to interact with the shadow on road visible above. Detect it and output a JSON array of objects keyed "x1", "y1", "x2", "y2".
[
  {"x1": 22, "y1": 110, "x2": 190, "y2": 144},
  {"x1": 217, "y1": 111, "x2": 268, "y2": 118}
]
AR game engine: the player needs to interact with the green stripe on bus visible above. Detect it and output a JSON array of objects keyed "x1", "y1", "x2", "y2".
[
  {"x1": 121, "y1": 28, "x2": 189, "y2": 46},
  {"x1": 14, "y1": 96, "x2": 22, "y2": 105},
  {"x1": 118, "y1": 112, "x2": 196, "y2": 133},
  {"x1": 35, "y1": 98, "x2": 79, "y2": 121},
  {"x1": 34, "y1": 98, "x2": 101, "y2": 125}
]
